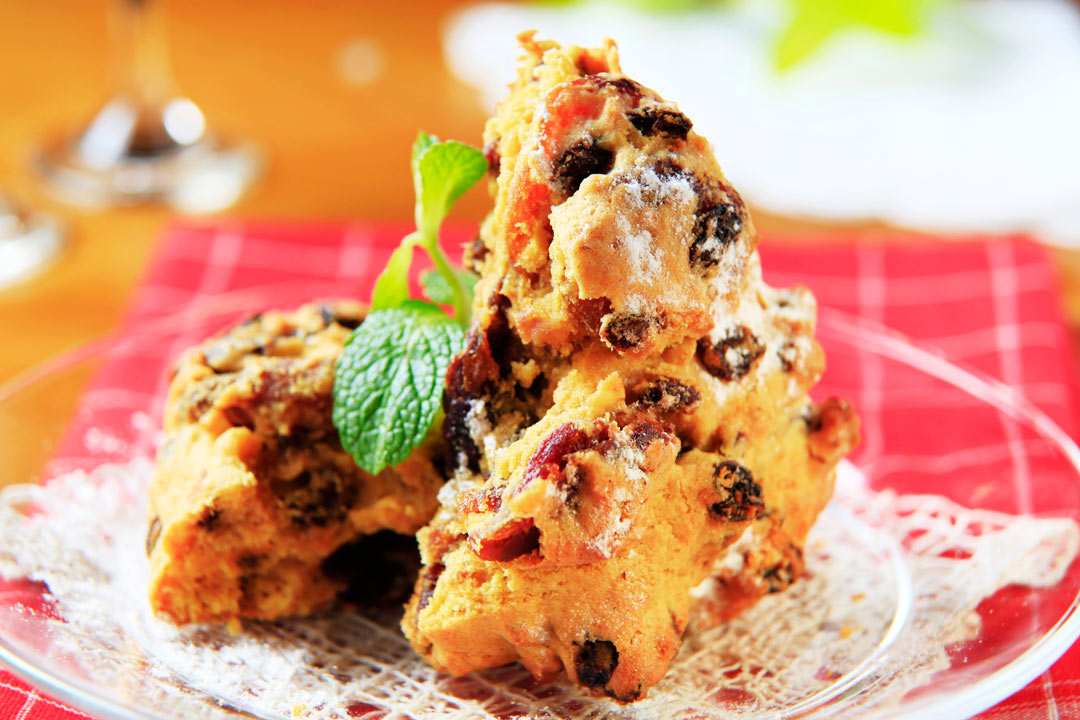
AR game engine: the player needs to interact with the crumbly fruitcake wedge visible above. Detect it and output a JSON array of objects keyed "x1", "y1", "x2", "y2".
[
  {"x1": 402, "y1": 34, "x2": 859, "y2": 701},
  {"x1": 147, "y1": 302, "x2": 442, "y2": 624}
]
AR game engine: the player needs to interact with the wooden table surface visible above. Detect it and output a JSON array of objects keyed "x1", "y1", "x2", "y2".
[{"x1": 1, "y1": 0, "x2": 1078, "y2": 389}]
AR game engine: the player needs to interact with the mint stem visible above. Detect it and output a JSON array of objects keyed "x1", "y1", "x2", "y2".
[{"x1": 422, "y1": 231, "x2": 471, "y2": 326}]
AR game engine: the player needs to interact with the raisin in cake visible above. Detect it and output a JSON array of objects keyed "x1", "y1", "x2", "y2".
[
  {"x1": 147, "y1": 302, "x2": 443, "y2": 624},
  {"x1": 402, "y1": 34, "x2": 859, "y2": 701}
]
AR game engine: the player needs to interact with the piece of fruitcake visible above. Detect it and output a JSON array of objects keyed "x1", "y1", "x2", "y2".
[
  {"x1": 402, "y1": 34, "x2": 859, "y2": 701},
  {"x1": 147, "y1": 302, "x2": 443, "y2": 624}
]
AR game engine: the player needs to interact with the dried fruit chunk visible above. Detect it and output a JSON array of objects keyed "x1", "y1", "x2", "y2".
[
  {"x1": 633, "y1": 377, "x2": 701, "y2": 413},
  {"x1": 470, "y1": 518, "x2": 542, "y2": 561},
  {"x1": 708, "y1": 461, "x2": 764, "y2": 522},
  {"x1": 697, "y1": 326, "x2": 766, "y2": 381},
  {"x1": 690, "y1": 200, "x2": 744, "y2": 269},
  {"x1": 554, "y1": 139, "x2": 615, "y2": 197},
  {"x1": 628, "y1": 107, "x2": 692, "y2": 139},
  {"x1": 601, "y1": 312, "x2": 664, "y2": 353},
  {"x1": 523, "y1": 422, "x2": 593, "y2": 484}
]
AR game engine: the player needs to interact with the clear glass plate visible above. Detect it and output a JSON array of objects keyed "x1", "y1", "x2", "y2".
[{"x1": 0, "y1": 290, "x2": 1078, "y2": 720}]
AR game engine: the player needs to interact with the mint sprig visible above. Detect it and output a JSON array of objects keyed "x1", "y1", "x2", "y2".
[
  {"x1": 334, "y1": 132, "x2": 485, "y2": 474},
  {"x1": 332, "y1": 304, "x2": 465, "y2": 473}
]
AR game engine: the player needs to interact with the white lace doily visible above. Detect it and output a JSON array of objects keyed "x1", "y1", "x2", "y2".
[{"x1": 0, "y1": 459, "x2": 1076, "y2": 720}]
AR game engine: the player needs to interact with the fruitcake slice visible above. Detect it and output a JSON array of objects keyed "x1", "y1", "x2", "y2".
[
  {"x1": 471, "y1": 31, "x2": 758, "y2": 357},
  {"x1": 147, "y1": 302, "x2": 442, "y2": 624},
  {"x1": 402, "y1": 35, "x2": 859, "y2": 702},
  {"x1": 404, "y1": 309, "x2": 855, "y2": 701}
]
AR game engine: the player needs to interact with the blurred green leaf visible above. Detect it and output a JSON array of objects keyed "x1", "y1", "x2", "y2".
[{"x1": 774, "y1": 0, "x2": 943, "y2": 71}]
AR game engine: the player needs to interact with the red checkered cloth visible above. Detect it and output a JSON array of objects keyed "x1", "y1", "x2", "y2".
[{"x1": 1, "y1": 221, "x2": 1078, "y2": 719}]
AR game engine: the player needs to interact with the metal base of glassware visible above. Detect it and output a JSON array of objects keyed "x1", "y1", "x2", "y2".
[
  {"x1": 32, "y1": 96, "x2": 261, "y2": 214},
  {"x1": 0, "y1": 195, "x2": 63, "y2": 290}
]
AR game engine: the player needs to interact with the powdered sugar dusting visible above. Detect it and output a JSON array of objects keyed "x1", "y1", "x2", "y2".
[
  {"x1": 615, "y1": 215, "x2": 662, "y2": 280},
  {"x1": 623, "y1": 164, "x2": 696, "y2": 210}
]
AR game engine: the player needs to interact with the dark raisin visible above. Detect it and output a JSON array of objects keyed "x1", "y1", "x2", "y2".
[
  {"x1": 470, "y1": 518, "x2": 541, "y2": 562},
  {"x1": 553, "y1": 139, "x2": 615, "y2": 197},
  {"x1": 483, "y1": 139, "x2": 501, "y2": 176},
  {"x1": 460, "y1": 329, "x2": 501, "y2": 396},
  {"x1": 634, "y1": 377, "x2": 701, "y2": 413},
  {"x1": 575, "y1": 639, "x2": 619, "y2": 688},
  {"x1": 197, "y1": 507, "x2": 221, "y2": 531},
  {"x1": 627, "y1": 416, "x2": 667, "y2": 450},
  {"x1": 524, "y1": 423, "x2": 592, "y2": 484},
  {"x1": 628, "y1": 107, "x2": 692, "y2": 139},
  {"x1": 690, "y1": 201, "x2": 743, "y2": 269},
  {"x1": 597, "y1": 76, "x2": 645, "y2": 104},
  {"x1": 441, "y1": 319, "x2": 503, "y2": 474},
  {"x1": 222, "y1": 405, "x2": 255, "y2": 430},
  {"x1": 416, "y1": 562, "x2": 445, "y2": 611},
  {"x1": 441, "y1": 296, "x2": 533, "y2": 474},
  {"x1": 697, "y1": 326, "x2": 765, "y2": 381},
  {"x1": 318, "y1": 304, "x2": 336, "y2": 327},
  {"x1": 709, "y1": 461, "x2": 764, "y2": 522},
  {"x1": 443, "y1": 395, "x2": 481, "y2": 474},
  {"x1": 146, "y1": 516, "x2": 162, "y2": 556},
  {"x1": 483, "y1": 294, "x2": 525, "y2": 376},
  {"x1": 600, "y1": 313, "x2": 653, "y2": 352}
]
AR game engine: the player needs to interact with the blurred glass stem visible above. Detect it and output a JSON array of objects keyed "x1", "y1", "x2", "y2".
[
  {"x1": 33, "y1": 0, "x2": 260, "y2": 213},
  {"x1": 113, "y1": 0, "x2": 173, "y2": 105}
]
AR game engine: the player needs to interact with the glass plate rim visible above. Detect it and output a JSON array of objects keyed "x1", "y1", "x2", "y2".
[{"x1": 0, "y1": 297, "x2": 1076, "y2": 720}]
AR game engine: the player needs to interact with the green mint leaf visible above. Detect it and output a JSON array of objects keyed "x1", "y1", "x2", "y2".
[
  {"x1": 415, "y1": 140, "x2": 488, "y2": 237},
  {"x1": 333, "y1": 303, "x2": 465, "y2": 474},
  {"x1": 371, "y1": 236, "x2": 419, "y2": 310},
  {"x1": 420, "y1": 267, "x2": 478, "y2": 308}
]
